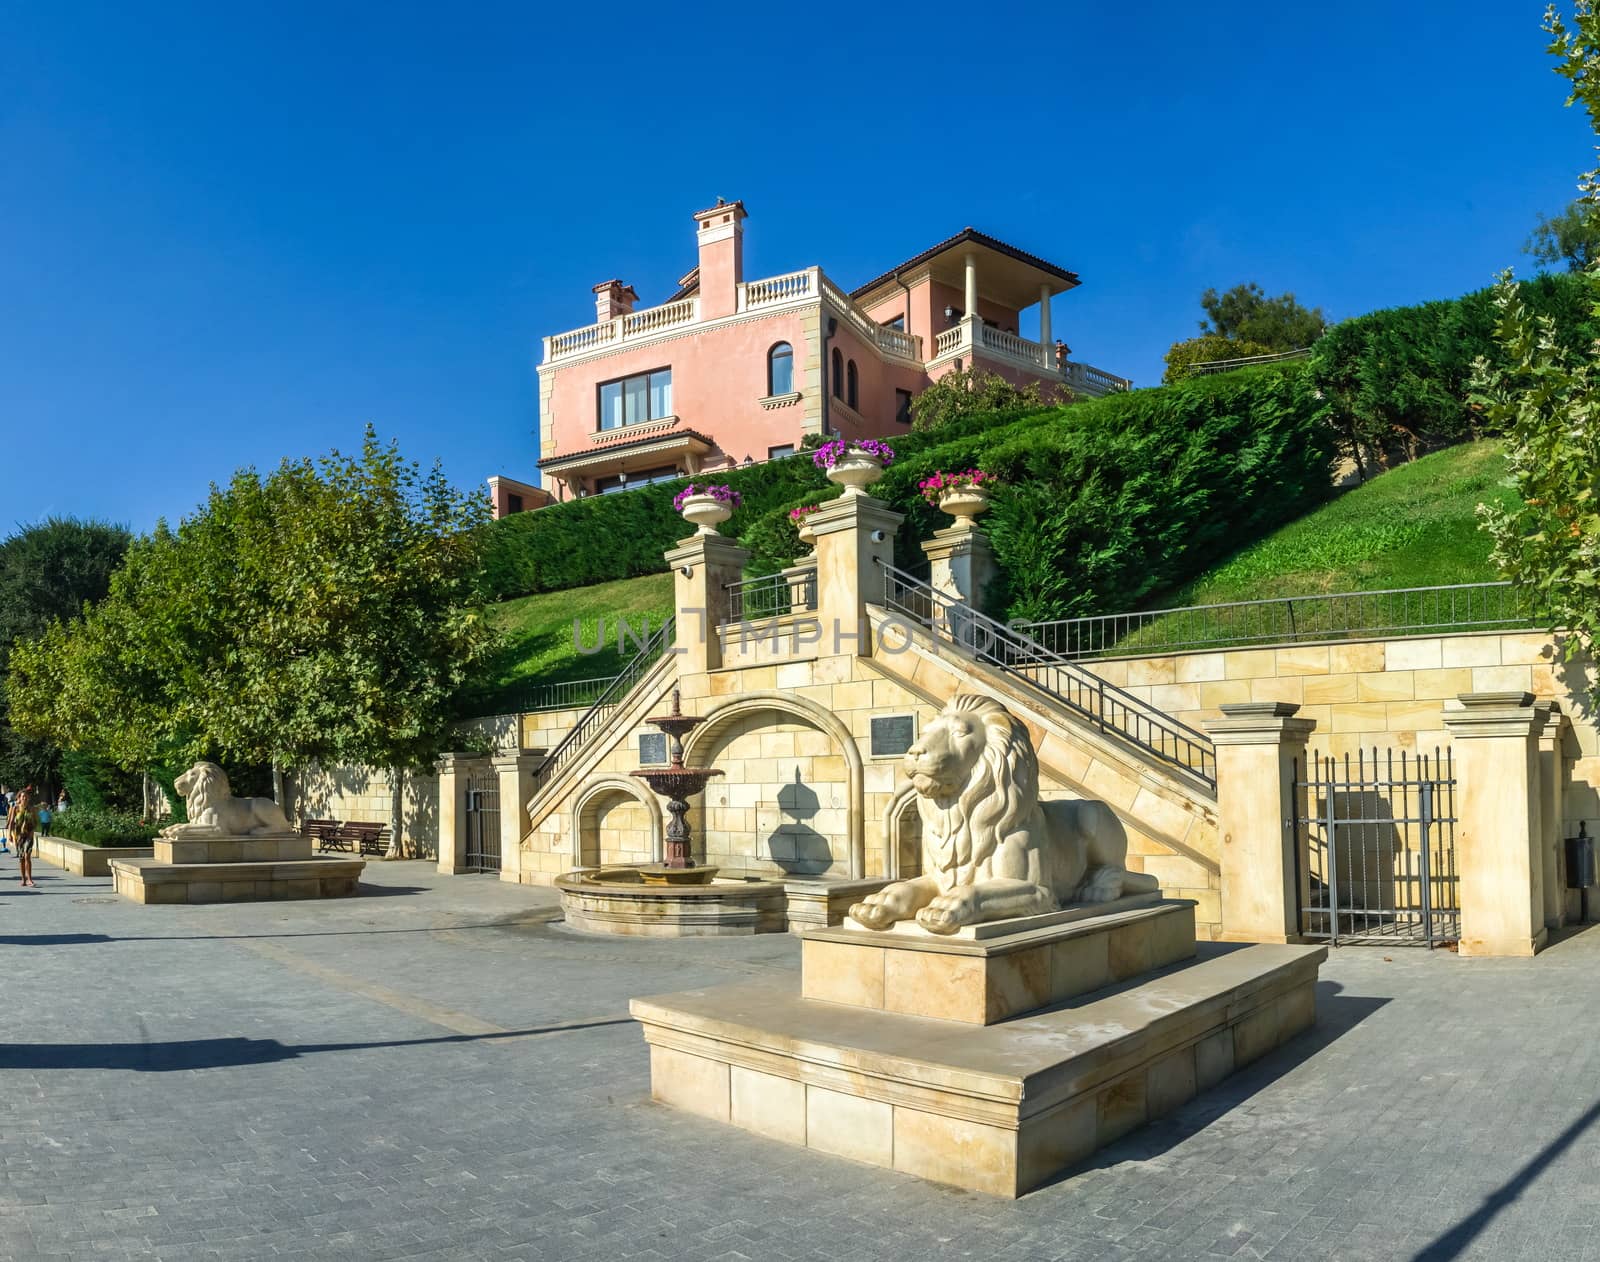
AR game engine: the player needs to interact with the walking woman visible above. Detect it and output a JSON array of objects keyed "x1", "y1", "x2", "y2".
[{"x1": 7, "y1": 785, "x2": 39, "y2": 888}]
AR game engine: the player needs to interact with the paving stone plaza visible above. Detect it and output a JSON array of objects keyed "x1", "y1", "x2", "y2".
[{"x1": 1, "y1": 862, "x2": 1596, "y2": 1261}]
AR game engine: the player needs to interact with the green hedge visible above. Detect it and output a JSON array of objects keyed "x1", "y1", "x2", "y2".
[
  {"x1": 485, "y1": 367, "x2": 1332, "y2": 623},
  {"x1": 50, "y1": 806, "x2": 161, "y2": 847},
  {"x1": 1309, "y1": 270, "x2": 1600, "y2": 460}
]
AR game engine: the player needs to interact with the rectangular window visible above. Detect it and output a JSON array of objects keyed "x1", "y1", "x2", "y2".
[
  {"x1": 506, "y1": 493, "x2": 524, "y2": 513},
  {"x1": 882, "y1": 314, "x2": 906, "y2": 331},
  {"x1": 895, "y1": 389, "x2": 913, "y2": 425},
  {"x1": 767, "y1": 444, "x2": 795, "y2": 460},
  {"x1": 597, "y1": 367, "x2": 673, "y2": 430}
]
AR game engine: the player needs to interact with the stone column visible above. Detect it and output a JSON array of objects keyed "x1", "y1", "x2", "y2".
[
  {"x1": 491, "y1": 752, "x2": 539, "y2": 884},
  {"x1": 1204, "y1": 701, "x2": 1317, "y2": 943},
  {"x1": 435, "y1": 753, "x2": 469, "y2": 875},
  {"x1": 964, "y1": 252, "x2": 977, "y2": 318},
  {"x1": 1038, "y1": 283, "x2": 1052, "y2": 353},
  {"x1": 1536, "y1": 700, "x2": 1574, "y2": 931},
  {"x1": 1442, "y1": 692, "x2": 1546, "y2": 958},
  {"x1": 663, "y1": 533, "x2": 750, "y2": 676},
  {"x1": 810, "y1": 493, "x2": 904, "y2": 658},
  {"x1": 921, "y1": 523, "x2": 996, "y2": 612}
]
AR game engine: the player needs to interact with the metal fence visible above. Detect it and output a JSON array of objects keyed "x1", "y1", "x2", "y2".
[
  {"x1": 493, "y1": 674, "x2": 620, "y2": 714},
  {"x1": 1187, "y1": 347, "x2": 1311, "y2": 376},
  {"x1": 527, "y1": 614, "x2": 676, "y2": 801},
  {"x1": 463, "y1": 766, "x2": 501, "y2": 873},
  {"x1": 725, "y1": 569, "x2": 818, "y2": 622},
  {"x1": 1014, "y1": 582, "x2": 1528, "y2": 662},
  {"x1": 1296, "y1": 747, "x2": 1458, "y2": 948},
  {"x1": 879, "y1": 562, "x2": 1217, "y2": 790}
]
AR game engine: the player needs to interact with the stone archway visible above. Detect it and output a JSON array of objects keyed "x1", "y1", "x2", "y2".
[
  {"x1": 682, "y1": 690, "x2": 865, "y2": 879},
  {"x1": 886, "y1": 784, "x2": 924, "y2": 880},
  {"x1": 571, "y1": 776, "x2": 663, "y2": 869}
]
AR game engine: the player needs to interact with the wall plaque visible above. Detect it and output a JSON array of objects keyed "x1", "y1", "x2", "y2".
[
  {"x1": 870, "y1": 715, "x2": 916, "y2": 757},
  {"x1": 638, "y1": 732, "x2": 668, "y2": 765}
]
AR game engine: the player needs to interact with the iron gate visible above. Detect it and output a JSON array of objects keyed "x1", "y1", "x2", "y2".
[
  {"x1": 1295, "y1": 748, "x2": 1458, "y2": 948},
  {"x1": 463, "y1": 768, "x2": 501, "y2": 873}
]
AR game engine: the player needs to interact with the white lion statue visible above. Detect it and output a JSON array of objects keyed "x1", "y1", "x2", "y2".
[
  {"x1": 161, "y1": 761, "x2": 294, "y2": 838},
  {"x1": 849, "y1": 695, "x2": 1158, "y2": 934}
]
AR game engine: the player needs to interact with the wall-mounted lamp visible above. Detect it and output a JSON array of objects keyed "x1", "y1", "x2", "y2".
[
  {"x1": 743, "y1": 454, "x2": 754, "y2": 467},
  {"x1": 826, "y1": 316, "x2": 838, "y2": 337},
  {"x1": 943, "y1": 305, "x2": 964, "y2": 324}
]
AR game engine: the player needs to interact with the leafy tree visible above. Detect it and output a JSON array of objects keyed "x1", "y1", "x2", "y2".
[
  {"x1": 1473, "y1": 4, "x2": 1600, "y2": 699},
  {"x1": 9, "y1": 428, "x2": 494, "y2": 856},
  {"x1": 908, "y1": 366, "x2": 1064, "y2": 432},
  {"x1": 0, "y1": 517, "x2": 130, "y2": 790},
  {"x1": 1198, "y1": 282, "x2": 1326, "y2": 351},
  {"x1": 1162, "y1": 333, "x2": 1279, "y2": 384},
  {"x1": 1525, "y1": 198, "x2": 1600, "y2": 271}
]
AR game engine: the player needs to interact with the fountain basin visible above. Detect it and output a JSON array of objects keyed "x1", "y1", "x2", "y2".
[{"x1": 557, "y1": 866, "x2": 786, "y2": 937}]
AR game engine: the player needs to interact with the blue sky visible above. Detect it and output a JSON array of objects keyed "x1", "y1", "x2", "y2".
[{"x1": 1, "y1": 1, "x2": 1592, "y2": 532}]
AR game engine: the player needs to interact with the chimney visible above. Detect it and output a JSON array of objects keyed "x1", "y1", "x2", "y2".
[
  {"x1": 593, "y1": 279, "x2": 638, "y2": 322},
  {"x1": 691, "y1": 198, "x2": 747, "y2": 319}
]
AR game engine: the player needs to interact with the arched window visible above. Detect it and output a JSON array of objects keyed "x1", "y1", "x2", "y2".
[
  {"x1": 846, "y1": 359, "x2": 859, "y2": 410},
  {"x1": 831, "y1": 348, "x2": 843, "y2": 399},
  {"x1": 768, "y1": 342, "x2": 794, "y2": 396}
]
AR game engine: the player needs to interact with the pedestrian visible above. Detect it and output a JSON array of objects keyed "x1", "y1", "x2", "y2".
[
  {"x1": 37, "y1": 797, "x2": 52, "y2": 837},
  {"x1": 8, "y1": 785, "x2": 38, "y2": 888},
  {"x1": 0, "y1": 787, "x2": 10, "y2": 855}
]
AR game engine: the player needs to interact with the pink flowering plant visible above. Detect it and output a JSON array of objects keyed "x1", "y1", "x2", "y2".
[
  {"x1": 810, "y1": 438, "x2": 895, "y2": 470},
  {"x1": 672, "y1": 483, "x2": 743, "y2": 512},
  {"x1": 918, "y1": 468, "x2": 994, "y2": 507},
  {"x1": 787, "y1": 505, "x2": 821, "y2": 524}
]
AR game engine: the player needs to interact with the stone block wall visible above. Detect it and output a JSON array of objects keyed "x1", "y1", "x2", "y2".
[{"x1": 284, "y1": 764, "x2": 440, "y2": 858}]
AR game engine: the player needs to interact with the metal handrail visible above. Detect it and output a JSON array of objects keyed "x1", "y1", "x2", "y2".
[
  {"x1": 725, "y1": 569, "x2": 819, "y2": 622},
  {"x1": 1014, "y1": 581, "x2": 1529, "y2": 661},
  {"x1": 494, "y1": 674, "x2": 621, "y2": 714},
  {"x1": 877, "y1": 562, "x2": 1215, "y2": 790},
  {"x1": 527, "y1": 614, "x2": 676, "y2": 800},
  {"x1": 1186, "y1": 347, "x2": 1311, "y2": 376}
]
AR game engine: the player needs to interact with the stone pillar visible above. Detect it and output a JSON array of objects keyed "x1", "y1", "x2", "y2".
[
  {"x1": 963, "y1": 252, "x2": 977, "y2": 318},
  {"x1": 663, "y1": 533, "x2": 750, "y2": 676},
  {"x1": 492, "y1": 753, "x2": 538, "y2": 884},
  {"x1": 1535, "y1": 700, "x2": 1572, "y2": 931},
  {"x1": 1038, "y1": 283, "x2": 1052, "y2": 353},
  {"x1": 1442, "y1": 692, "x2": 1546, "y2": 958},
  {"x1": 921, "y1": 523, "x2": 996, "y2": 612},
  {"x1": 1204, "y1": 702, "x2": 1316, "y2": 943},
  {"x1": 810, "y1": 493, "x2": 904, "y2": 658},
  {"x1": 435, "y1": 753, "x2": 470, "y2": 875}
]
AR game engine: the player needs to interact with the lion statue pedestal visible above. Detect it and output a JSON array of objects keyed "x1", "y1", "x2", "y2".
[
  {"x1": 110, "y1": 761, "x2": 365, "y2": 905},
  {"x1": 631, "y1": 694, "x2": 1327, "y2": 1197}
]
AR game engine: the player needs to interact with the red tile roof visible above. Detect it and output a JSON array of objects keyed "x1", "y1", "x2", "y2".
[
  {"x1": 849, "y1": 227, "x2": 1080, "y2": 300},
  {"x1": 537, "y1": 424, "x2": 714, "y2": 468}
]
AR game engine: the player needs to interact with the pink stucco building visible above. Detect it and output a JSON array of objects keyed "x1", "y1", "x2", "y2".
[{"x1": 490, "y1": 199, "x2": 1130, "y2": 513}]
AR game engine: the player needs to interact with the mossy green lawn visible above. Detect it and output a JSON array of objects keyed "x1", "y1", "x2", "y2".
[
  {"x1": 1149, "y1": 440, "x2": 1514, "y2": 609},
  {"x1": 465, "y1": 571, "x2": 674, "y2": 715}
]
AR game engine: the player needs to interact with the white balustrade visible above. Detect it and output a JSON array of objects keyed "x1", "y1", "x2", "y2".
[
  {"x1": 743, "y1": 269, "x2": 817, "y2": 309},
  {"x1": 819, "y1": 278, "x2": 924, "y2": 362},
  {"x1": 622, "y1": 297, "x2": 698, "y2": 337},
  {"x1": 1064, "y1": 361, "x2": 1132, "y2": 396},
  {"x1": 934, "y1": 325, "x2": 965, "y2": 357},
  {"x1": 980, "y1": 324, "x2": 1050, "y2": 369}
]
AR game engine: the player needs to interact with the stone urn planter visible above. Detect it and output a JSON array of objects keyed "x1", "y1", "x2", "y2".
[
  {"x1": 679, "y1": 494, "x2": 733, "y2": 536},
  {"x1": 796, "y1": 520, "x2": 817, "y2": 551},
  {"x1": 825, "y1": 448, "x2": 886, "y2": 497},
  {"x1": 938, "y1": 486, "x2": 992, "y2": 525}
]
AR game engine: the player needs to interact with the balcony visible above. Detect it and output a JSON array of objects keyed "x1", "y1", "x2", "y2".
[
  {"x1": 541, "y1": 267, "x2": 924, "y2": 367},
  {"x1": 932, "y1": 317, "x2": 1131, "y2": 396}
]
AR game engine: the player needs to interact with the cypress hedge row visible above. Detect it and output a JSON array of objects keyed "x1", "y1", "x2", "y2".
[{"x1": 483, "y1": 364, "x2": 1334, "y2": 624}]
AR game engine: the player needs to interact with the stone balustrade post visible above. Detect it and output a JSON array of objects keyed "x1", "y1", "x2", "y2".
[
  {"x1": 663, "y1": 533, "x2": 750, "y2": 676},
  {"x1": 810, "y1": 493, "x2": 903, "y2": 657},
  {"x1": 492, "y1": 752, "x2": 539, "y2": 884},
  {"x1": 1442, "y1": 691, "x2": 1547, "y2": 957},
  {"x1": 920, "y1": 523, "x2": 996, "y2": 613},
  {"x1": 435, "y1": 752, "x2": 469, "y2": 875},
  {"x1": 1204, "y1": 701, "x2": 1317, "y2": 943}
]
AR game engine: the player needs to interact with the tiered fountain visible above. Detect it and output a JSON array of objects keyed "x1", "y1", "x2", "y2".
[
  {"x1": 555, "y1": 688, "x2": 785, "y2": 935},
  {"x1": 630, "y1": 689, "x2": 722, "y2": 884}
]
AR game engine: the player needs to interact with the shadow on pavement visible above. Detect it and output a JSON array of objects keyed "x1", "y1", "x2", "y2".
[{"x1": 0, "y1": 1017, "x2": 634, "y2": 1072}]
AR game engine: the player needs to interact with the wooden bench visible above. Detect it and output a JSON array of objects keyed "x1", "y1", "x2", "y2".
[
  {"x1": 341, "y1": 822, "x2": 391, "y2": 857},
  {"x1": 302, "y1": 819, "x2": 348, "y2": 852}
]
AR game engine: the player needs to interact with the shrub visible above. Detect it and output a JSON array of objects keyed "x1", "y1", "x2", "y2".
[
  {"x1": 51, "y1": 805, "x2": 162, "y2": 847},
  {"x1": 1162, "y1": 334, "x2": 1278, "y2": 384},
  {"x1": 909, "y1": 366, "x2": 1064, "y2": 432}
]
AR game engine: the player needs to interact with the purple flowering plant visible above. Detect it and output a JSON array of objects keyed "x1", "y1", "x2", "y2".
[
  {"x1": 810, "y1": 438, "x2": 895, "y2": 470},
  {"x1": 917, "y1": 468, "x2": 993, "y2": 507},
  {"x1": 672, "y1": 483, "x2": 743, "y2": 513}
]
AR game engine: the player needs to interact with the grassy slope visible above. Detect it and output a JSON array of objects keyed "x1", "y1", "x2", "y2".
[
  {"x1": 466, "y1": 571, "x2": 674, "y2": 713},
  {"x1": 1149, "y1": 440, "x2": 1515, "y2": 609}
]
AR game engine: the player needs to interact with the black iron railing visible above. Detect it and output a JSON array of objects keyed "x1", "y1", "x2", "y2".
[
  {"x1": 527, "y1": 614, "x2": 676, "y2": 801},
  {"x1": 1014, "y1": 581, "x2": 1529, "y2": 661},
  {"x1": 493, "y1": 674, "x2": 622, "y2": 714},
  {"x1": 878, "y1": 563, "x2": 1216, "y2": 790},
  {"x1": 1296, "y1": 747, "x2": 1458, "y2": 948},
  {"x1": 725, "y1": 569, "x2": 818, "y2": 622}
]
